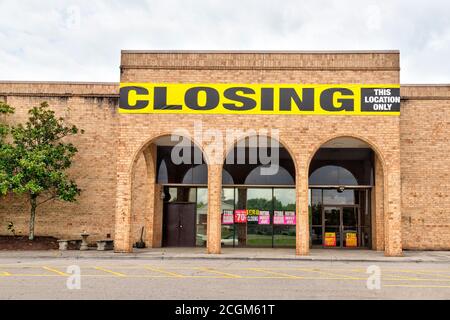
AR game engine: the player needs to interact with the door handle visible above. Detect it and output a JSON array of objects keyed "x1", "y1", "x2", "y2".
[{"x1": 179, "y1": 225, "x2": 183, "y2": 229}]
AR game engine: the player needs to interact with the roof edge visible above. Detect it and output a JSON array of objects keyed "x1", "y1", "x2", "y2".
[
  {"x1": 0, "y1": 80, "x2": 118, "y2": 85},
  {"x1": 121, "y1": 49, "x2": 400, "y2": 54}
]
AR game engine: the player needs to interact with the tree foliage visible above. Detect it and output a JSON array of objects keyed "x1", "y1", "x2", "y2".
[
  {"x1": 0, "y1": 101, "x2": 15, "y2": 195},
  {"x1": 1, "y1": 102, "x2": 84, "y2": 240}
]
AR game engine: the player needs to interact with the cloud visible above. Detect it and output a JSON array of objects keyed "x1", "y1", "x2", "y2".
[{"x1": 0, "y1": 0, "x2": 449, "y2": 83}]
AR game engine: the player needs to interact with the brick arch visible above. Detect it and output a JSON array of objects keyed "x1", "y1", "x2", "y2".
[
  {"x1": 305, "y1": 133, "x2": 387, "y2": 177},
  {"x1": 115, "y1": 132, "x2": 210, "y2": 252},
  {"x1": 215, "y1": 132, "x2": 299, "y2": 253},
  {"x1": 304, "y1": 133, "x2": 387, "y2": 252},
  {"x1": 221, "y1": 132, "x2": 299, "y2": 176},
  {"x1": 129, "y1": 131, "x2": 211, "y2": 177}
]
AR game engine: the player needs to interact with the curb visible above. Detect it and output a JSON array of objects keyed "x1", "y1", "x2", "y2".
[{"x1": 1, "y1": 253, "x2": 448, "y2": 263}]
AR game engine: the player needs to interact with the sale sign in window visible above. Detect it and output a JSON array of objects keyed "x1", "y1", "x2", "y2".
[
  {"x1": 324, "y1": 232, "x2": 336, "y2": 247},
  {"x1": 222, "y1": 210, "x2": 234, "y2": 225},
  {"x1": 345, "y1": 232, "x2": 357, "y2": 247},
  {"x1": 273, "y1": 211, "x2": 284, "y2": 225},
  {"x1": 234, "y1": 209, "x2": 247, "y2": 223},
  {"x1": 258, "y1": 211, "x2": 270, "y2": 225},
  {"x1": 246, "y1": 209, "x2": 260, "y2": 222},
  {"x1": 284, "y1": 211, "x2": 296, "y2": 225}
]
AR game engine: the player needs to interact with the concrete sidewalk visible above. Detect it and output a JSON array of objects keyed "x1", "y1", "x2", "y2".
[{"x1": 0, "y1": 247, "x2": 450, "y2": 263}]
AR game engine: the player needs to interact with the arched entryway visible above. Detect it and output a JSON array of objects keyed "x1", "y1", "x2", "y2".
[
  {"x1": 115, "y1": 131, "x2": 401, "y2": 256},
  {"x1": 220, "y1": 135, "x2": 298, "y2": 249},
  {"x1": 307, "y1": 136, "x2": 385, "y2": 251},
  {"x1": 125, "y1": 134, "x2": 209, "y2": 250}
]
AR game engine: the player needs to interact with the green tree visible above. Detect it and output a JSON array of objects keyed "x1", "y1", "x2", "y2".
[
  {"x1": 8, "y1": 102, "x2": 84, "y2": 240},
  {"x1": 0, "y1": 101, "x2": 15, "y2": 195},
  {"x1": 0, "y1": 101, "x2": 14, "y2": 142}
]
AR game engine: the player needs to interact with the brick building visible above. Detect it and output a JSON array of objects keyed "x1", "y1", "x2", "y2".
[{"x1": 0, "y1": 50, "x2": 449, "y2": 256}]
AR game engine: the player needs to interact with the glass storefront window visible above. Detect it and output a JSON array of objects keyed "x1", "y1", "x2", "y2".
[
  {"x1": 323, "y1": 189, "x2": 358, "y2": 205},
  {"x1": 157, "y1": 145, "x2": 208, "y2": 184},
  {"x1": 246, "y1": 188, "x2": 273, "y2": 247},
  {"x1": 223, "y1": 146, "x2": 296, "y2": 185},
  {"x1": 221, "y1": 188, "x2": 235, "y2": 247},
  {"x1": 311, "y1": 226, "x2": 323, "y2": 245},
  {"x1": 196, "y1": 188, "x2": 208, "y2": 246},
  {"x1": 309, "y1": 165, "x2": 358, "y2": 185},
  {"x1": 220, "y1": 187, "x2": 296, "y2": 248},
  {"x1": 308, "y1": 188, "x2": 371, "y2": 248},
  {"x1": 310, "y1": 189, "x2": 322, "y2": 226},
  {"x1": 308, "y1": 148, "x2": 374, "y2": 186},
  {"x1": 166, "y1": 187, "x2": 178, "y2": 202},
  {"x1": 273, "y1": 188, "x2": 296, "y2": 247}
]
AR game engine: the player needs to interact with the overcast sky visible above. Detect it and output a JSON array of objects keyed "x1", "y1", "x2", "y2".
[{"x1": 0, "y1": 0, "x2": 449, "y2": 83}]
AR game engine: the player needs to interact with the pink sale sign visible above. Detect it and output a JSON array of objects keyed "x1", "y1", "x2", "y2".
[
  {"x1": 273, "y1": 211, "x2": 285, "y2": 225},
  {"x1": 258, "y1": 211, "x2": 270, "y2": 225},
  {"x1": 284, "y1": 211, "x2": 296, "y2": 225}
]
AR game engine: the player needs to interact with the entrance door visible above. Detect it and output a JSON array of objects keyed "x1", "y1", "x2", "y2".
[
  {"x1": 323, "y1": 206, "x2": 359, "y2": 248},
  {"x1": 342, "y1": 206, "x2": 358, "y2": 248},
  {"x1": 163, "y1": 202, "x2": 196, "y2": 247},
  {"x1": 323, "y1": 207, "x2": 341, "y2": 247}
]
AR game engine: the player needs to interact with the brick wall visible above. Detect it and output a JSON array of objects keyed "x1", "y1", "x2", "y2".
[
  {"x1": 400, "y1": 85, "x2": 450, "y2": 250},
  {"x1": 1, "y1": 52, "x2": 448, "y2": 254},
  {"x1": 0, "y1": 82, "x2": 118, "y2": 243},
  {"x1": 116, "y1": 51, "x2": 402, "y2": 255}
]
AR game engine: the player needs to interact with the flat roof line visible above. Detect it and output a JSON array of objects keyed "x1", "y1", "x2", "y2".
[
  {"x1": 121, "y1": 49, "x2": 400, "y2": 54},
  {"x1": 0, "y1": 80, "x2": 118, "y2": 85},
  {"x1": 401, "y1": 84, "x2": 450, "y2": 86},
  {"x1": 2, "y1": 81, "x2": 449, "y2": 87}
]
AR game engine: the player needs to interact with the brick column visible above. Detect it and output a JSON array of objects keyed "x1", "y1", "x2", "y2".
[
  {"x1": 372, "y1": 156, "x2": 385, "y2": 251},
  {"x1": 296, "y1": 167, "x2": 310, "y2": 255},
  {"x1": 114, "y1": 165, "x2": 133, "y2": 253},
  {"x1": 152, "y1": 184, "x2": 163, "y2": 247},
  {"x1": 384, "y1": 163, "x2": 402, "y2": 256},
  {"x1": 207, "y1": 164, "x2": 222, "y2": 254},
  {"x1": 143, "y1": 145, "x2": 163, "y2": 247}
]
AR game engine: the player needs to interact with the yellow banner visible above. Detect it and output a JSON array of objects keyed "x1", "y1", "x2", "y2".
[{"x1": 119, "y1": 83, "x2": 400, "y2": 115}]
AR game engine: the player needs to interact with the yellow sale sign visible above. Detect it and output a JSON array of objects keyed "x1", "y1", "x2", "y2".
[
  {"x1": 345, "y1": 232, "x2": 358, "y2": 247},
  {"x1": 324, "y1": 232, "x2": 336, "y2": 247},
  {"x1": 119, "y1": 83, "x2": 400, "y2": 115}
]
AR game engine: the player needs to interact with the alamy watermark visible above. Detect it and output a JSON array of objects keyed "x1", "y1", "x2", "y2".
[
  {"x1": 66, "y1": 265, "x2": 81, "y2": 290},
  {"x1": 169, "y1": 121, "x2": 281, "y2": 175},
  {"x1": 366, "y1": 265, "x2": 381, "y2": 290}
]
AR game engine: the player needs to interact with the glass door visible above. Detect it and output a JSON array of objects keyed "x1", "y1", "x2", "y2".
[
  {"x1": 323, "y1": 205, "x2": 359, "y2": 248},
  {"x1": 342, "y1": 206, "x2": 358, "y2": 248},
  {"x1": 323, "y1": 207, "x2": 341, "y2": 247}
]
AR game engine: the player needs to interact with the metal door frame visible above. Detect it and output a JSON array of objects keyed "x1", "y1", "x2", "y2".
[{"x1": 322, "y1": 204, "x2": 360, "y2": 248}]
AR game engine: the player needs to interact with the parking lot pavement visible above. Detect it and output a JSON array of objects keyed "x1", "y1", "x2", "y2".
[{"x1": 0, "y1": 258, "x2": 450, "y2": 299}]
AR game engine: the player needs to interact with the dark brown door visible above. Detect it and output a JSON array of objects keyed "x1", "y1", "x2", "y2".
[{"x1": 163, "y1": 202, "x2": 196, "y2": 247}]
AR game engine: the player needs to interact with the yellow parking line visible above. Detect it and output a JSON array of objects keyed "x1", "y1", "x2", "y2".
[
  {"x1": 295, "y1": 268, "x2": 362, "y2": 280},
  {"x1": 42, "y1": 266, "x2": 69, "y2": 276},
  {"x1": 384, "y1": 284, "x2": 450, "y2": 288},
  {"x1": 394, "y1": 269, "x2": 450, "y2": 279},
  {"x1": 8, "y1": 274, "x2": 61, "y2": 277},
  {"x1": 384, "y1": 268, "x2": 450, "y2": 274},
  {"x1": 344, "y1": 269, "x2": 421, "y2": 281},
  {"x1": 94, "y1": 266, "x2": 126, "y2": 277},
  {"x1": 247, "y1": 268, "x2": 303, "y2": 279},
  {"x1": 144, "y1": 266, "x2": 185, "y2": 278},
  {"x1": 196, "y1": 267, "x2": 242, "y2": 278},
  {"x1": 383, "y1": 274, "x2": 423, "y2": 281}
]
